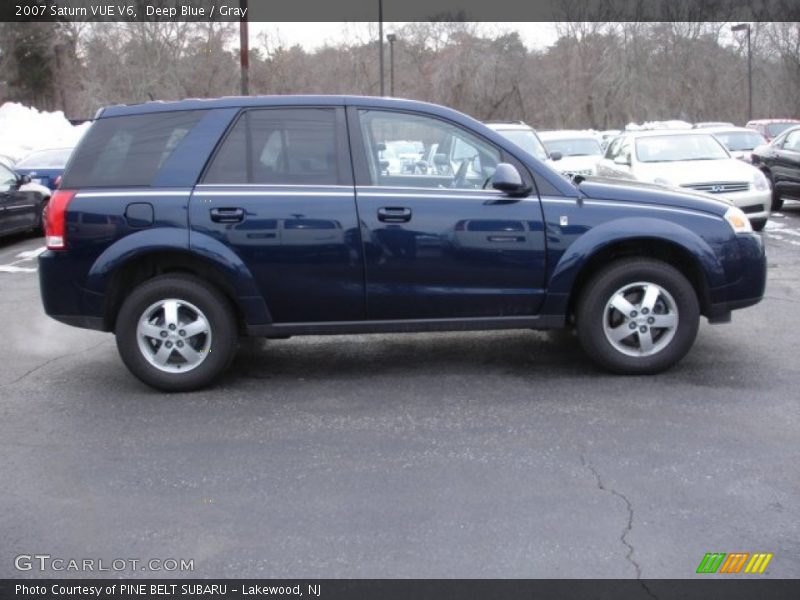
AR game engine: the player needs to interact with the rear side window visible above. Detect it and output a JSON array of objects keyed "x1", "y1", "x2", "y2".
[
  {"x1": 204, "y1": 108, "x2": 338, "y2": 185},
  {"x1": 63, "y1": 111, "x2": 204, "y2": 188}
]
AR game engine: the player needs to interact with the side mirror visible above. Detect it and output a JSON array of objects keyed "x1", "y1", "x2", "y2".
[
  {"x1": 549, "y1": 151, "x2": 563, "y2": 162},
  {"x1": 18, "y1": 174, "x2": 32, "y2": 185},
  {"x1": 491, "y1": 163, "x2": 528, "y2": 195},
  {"x1": 614, "y1": 154, "x2": 631, "y2": 166}
]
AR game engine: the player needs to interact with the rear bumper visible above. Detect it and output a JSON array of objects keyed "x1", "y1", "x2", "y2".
[{"x1": 38, "y1": 250, "x2": 109, "y2": 331}]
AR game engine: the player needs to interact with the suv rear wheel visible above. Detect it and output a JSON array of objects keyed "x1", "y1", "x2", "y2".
[
  {"x1": 115, "y1": 274, "x2": 237, "y2": 391},
  {"x1": 576, "y1": 258, "x2": 699, "y2": 374}
]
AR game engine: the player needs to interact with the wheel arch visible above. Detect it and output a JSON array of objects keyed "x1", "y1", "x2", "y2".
[
  {"x1": 86, "y1": 230, "x2": 271, "y2": 332},
  {"x1": 544, "y1": 218, "x2": 727, "y2": 320}
]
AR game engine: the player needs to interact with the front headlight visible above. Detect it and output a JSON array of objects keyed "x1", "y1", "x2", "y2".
[
  {"x1": 724, "y1": 206, "x2": 753, "y2": 233},
  {"x1": 751, "y1": 169, "x2": 769, "y2": 191}
]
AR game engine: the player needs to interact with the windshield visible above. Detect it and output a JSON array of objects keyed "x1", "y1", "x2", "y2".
[
  {"x1": 714, "y1": 131, "x2": 766, "y2": 152},
  {"x1": 635, "y1": 134, "x2": 729, "y2": 163},
  {"x1": 767, "y1": 123, "x2": 797, "y2": 137},
  {"x1": 496, "y1": 129, "x2": 548, "y2": 161},
  {"x1": 542, "y1": 138, "x2": 602, "y2": 157},
  {"x1": 16, "y1": 148, "x2": 72, "y2": 168}
]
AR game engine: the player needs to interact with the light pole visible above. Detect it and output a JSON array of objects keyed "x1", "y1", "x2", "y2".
[
  {"x1": 239, "y1": 0, "x2": 249, "y2": 95},
  {"x1": 732, "y1": 23, "x2": 752, "y2": 122},
  {"x1": 387, "y1": 33, "x2": 397, "y2": 97},
  {"x1": 378, "y1": 0, "x2": 385, "y2": 96}
]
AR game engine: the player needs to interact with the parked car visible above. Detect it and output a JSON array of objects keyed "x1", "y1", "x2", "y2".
[
  {"x1": 596, "y1": 129, "x2": 772, "y2": 230},
  {"x1": 707, "y1": 126, "x2": 767, "y2": 163},
  {"x1": 745, "y1": 119, "x2": 800, "y2": 142},
  {"x1": 485, "y1": 121, "x2": 557, "y2": 163},
  {"x1": 539, "y1": 130, "x2": 604, "y2": 177},
  {"x1": 39, "y1": 96, "x2": 766, "y2": 391},
  {"x1": 13, "y1": 147, "x2": 73, "y2": 191},
  {"x1": 693, "y1": 121, "x2": 734, "y2": 129},
  {"x1": 751, "y1": 125, "x2": 800, "y2": 211},
  {"x1": 0, "y1": 159, "x2": 50, "y2": 238}
]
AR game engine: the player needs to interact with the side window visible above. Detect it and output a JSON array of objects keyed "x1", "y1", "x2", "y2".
[
  {"x1": 0, "y1": 163, "x2": 17, "y2": 191},
  {"x1": 605, "y1": 137, "x2": 620, "y2": 159},
  {"x1": 204, "y1": 108, "x2": 338, "y2": 185},
  {"x1": 783, "y1": 130, "x2": 800, "y2": 152},
  {"x1": 358, "y1": 110, "x2": 500, "y2": 189},
  {"x1": 62, "y1": 111, "x2": 204, "y2": 188},
  {"x1": 618, "y1": 139, "x2": 632, "y2": 163}
]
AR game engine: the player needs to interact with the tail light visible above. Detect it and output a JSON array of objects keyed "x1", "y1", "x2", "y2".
[
  {"x1": 53, "y1": 174, "x2": 62, "y2": 189},
  {"x1": 46, "y1": 190, "x2": 76, "y2": 250}
]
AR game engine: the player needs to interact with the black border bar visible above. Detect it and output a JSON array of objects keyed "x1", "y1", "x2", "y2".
[
  {"x1": 2, "y1": 0, "x2": 800, "y2": 22},
  {"x1": 2, "y1": 579, "x2": 800, "y2": 600}
]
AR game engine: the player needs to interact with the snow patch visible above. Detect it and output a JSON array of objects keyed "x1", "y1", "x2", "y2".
[{"x1": 0, "y1": 102, "x2": 90, "y2": 163}]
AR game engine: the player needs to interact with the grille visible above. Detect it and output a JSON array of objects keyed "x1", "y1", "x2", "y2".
[
  {"x1": 681, "y1": 182, "x2": 749, "y2": 194},
  {"x1": 742, "y1": 204, "x2": 764, "y2": 214}
]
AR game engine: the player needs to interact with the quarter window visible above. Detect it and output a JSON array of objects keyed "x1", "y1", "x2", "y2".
[
  {"x1": 62, "y1": 111, "x2": 204, "y2": 188},
  {"x1": 204, "y1": 109, "x2": 338, "y2": 185}
]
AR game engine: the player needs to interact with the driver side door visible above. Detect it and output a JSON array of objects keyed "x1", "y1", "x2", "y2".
[{"x1": 349, "y1": 107, "x2": 547, "y2": 320}]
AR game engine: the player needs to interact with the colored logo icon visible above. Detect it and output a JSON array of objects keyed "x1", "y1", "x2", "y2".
[{"x1": 696, "y1": 552, "x2": 773, "y2": 574}]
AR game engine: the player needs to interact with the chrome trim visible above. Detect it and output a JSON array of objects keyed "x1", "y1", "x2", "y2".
[
  {"x1": 196, "y1": 183, "x2": 353, "y2": 189},
  {"x1": 356, "y1": 185, "x2": 509, "y2": 195},
  {"x1": 76, "y1": 190, "x2": 191, "y2": 198},
  {"x1": 193, "y1": 190, "x2": 353, "y2": 197},
  {"x1": 356, "y1": 191, "x2": 520, "y2": 201}
]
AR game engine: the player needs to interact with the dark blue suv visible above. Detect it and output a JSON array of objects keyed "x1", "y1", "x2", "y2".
[{"x1": 39, "y1": 96, "x2": 766, "y2": 391}]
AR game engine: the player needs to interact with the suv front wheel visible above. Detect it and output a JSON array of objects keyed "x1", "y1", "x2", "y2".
[
  {"x1": 115, "y1": 274, "x2": 237, "y2": 391},
  {"x1": 576, "y1": 258, "x2": 700, "y2": 374}
]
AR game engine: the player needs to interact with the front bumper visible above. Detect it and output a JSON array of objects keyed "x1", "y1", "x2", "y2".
[
  {"x1": 707, "y1": 232, "x2": 766, "y2": 321},
  {"x1": 722, "y1": 188, "x2": 771, "y2": 221}
]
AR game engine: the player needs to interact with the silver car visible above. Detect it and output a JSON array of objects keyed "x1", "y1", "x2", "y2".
[{"x1": 596, "y1": 129, "x2": 771, "y2": 230}]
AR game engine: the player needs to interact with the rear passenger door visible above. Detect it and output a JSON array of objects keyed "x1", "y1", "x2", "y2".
[
  {"x1": 190, "y1": 107, "x2": 364, "y2": 323},
  {"x1": 349, "y1": 107, "x2": 547, "y2": 320}
]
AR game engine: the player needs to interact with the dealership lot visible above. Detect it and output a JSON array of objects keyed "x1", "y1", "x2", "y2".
[{"x1": 1, "y1": 206, "x2": 798, "y2": 579}]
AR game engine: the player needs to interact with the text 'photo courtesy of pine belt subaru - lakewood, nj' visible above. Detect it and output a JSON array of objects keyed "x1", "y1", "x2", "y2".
[{"x1": 38, "y1": 96, "x2": 766, "y2": 391}]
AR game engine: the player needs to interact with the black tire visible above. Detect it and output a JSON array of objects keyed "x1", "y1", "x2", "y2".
[
  {"x1": 751, "y1": 218, "x2": 767, "y2": 232},
  {"x1": 37, "y1": 198, "x2": 49, "y2": 235},
  {"x1": 766, "y1": 171, "x2": 783, "y2": 211},
  {"x1": 115, "y1": 274, "x2": 238, "y2": 391},
  {"x1": 576, "y1": 258, "x2": 699, "y2": 374}
]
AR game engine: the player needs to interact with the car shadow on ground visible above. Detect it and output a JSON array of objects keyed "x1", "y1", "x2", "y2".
[
  {"x1": 219, "y1": 326, "x2": 766, "y2": 392},
  {"x1": 228, "y1": 330, "x2": 589, "y2": 382}
]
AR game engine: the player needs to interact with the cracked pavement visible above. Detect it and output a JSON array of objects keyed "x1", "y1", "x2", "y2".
[{"x1": 1, "y1": 206, "x2": 799, "y2": 579}]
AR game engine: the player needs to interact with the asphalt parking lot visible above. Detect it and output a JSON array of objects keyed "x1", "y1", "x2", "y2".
[{"x1": 1, "y1": 205, "x2": 798, "y2": 580}]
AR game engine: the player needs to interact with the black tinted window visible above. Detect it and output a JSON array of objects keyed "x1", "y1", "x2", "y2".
[
  {"x1": 63, "y1": 111, "x2": 204, "y2": 188},
  {"x1": 204, "y1": 109, "x2": 338, "y2": 185}
]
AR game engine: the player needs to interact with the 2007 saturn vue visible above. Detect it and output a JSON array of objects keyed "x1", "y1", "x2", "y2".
[{"x1": 38, "y1": 96, "x2": 766, "y2": 391}]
